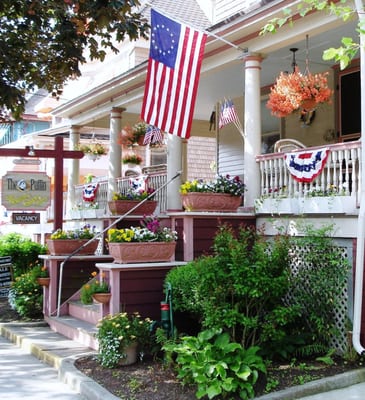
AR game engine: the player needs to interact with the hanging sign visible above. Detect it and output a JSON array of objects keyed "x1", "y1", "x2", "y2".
[
  {"x1": 12, "y1": 212, "x2": 41, "y2": 224},
  {"x1": 285, "y1": 148, "x2": 329, "y2": 183},
  {"x1": 1, "y1": 171, "x2": 51, "y2": 210},
  {"x1": 0, "y1": 256, "x2": 13, "y2": 298}
]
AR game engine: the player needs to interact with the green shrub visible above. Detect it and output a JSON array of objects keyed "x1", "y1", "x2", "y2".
[
  {"x1": 165, "y1": 258, "x2": 205, "y2": 317},
  {"x1": 8, "y1": 267, "x2": 43, "y2": 318},
  {"x1": 164, "y1": 328, "x2": 266, "y2": 399},
  {"x1": 0, "y1": 233, "x2": 46, "y2": 277},
  {"x1": 166, "y1": 224, "x2": 299, "y2": 350}
]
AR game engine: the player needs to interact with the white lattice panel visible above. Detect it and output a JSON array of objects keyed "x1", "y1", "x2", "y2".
[{"x1": 288, "y1": 244, "x2": 349, "y2": 354}]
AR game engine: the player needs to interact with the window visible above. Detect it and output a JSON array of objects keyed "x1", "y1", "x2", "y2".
[{"x1": 339, "y1": 69, "x2": 360, "y2": 140}]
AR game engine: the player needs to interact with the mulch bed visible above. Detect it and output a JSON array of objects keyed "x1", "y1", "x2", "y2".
[{"x1": 1, "y1": 298, "x2": 363, "y2": 399}]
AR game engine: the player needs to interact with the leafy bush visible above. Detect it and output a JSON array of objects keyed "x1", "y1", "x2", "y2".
[
  {"x1": 164, "y1": 258, "x2": 204, "y2": 317},
  {"x1": 0, "y1": 233, "x2": 46, "y2": 277},
  {"x1": 163, "y1": 328, "x2": 266, "y2": 399},
  {"x1": 8, "y1": 267, "x2": 43, "y2": 318},
  {"x1": 166, "y1": 224, "x2": 299, "y2": 351}
]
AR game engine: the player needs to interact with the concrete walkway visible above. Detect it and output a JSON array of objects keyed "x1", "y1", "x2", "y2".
[
  {"x1": 1, "y1": 321, "x2": 365, "y2": 400},
  {"x1": 0, "y1": 335, "x2": 84, "y2": 399}
]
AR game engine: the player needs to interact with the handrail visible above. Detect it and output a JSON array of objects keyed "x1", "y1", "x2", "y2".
[{"x1": 55, "y1": 171, "x2": 182, "y2": 317}]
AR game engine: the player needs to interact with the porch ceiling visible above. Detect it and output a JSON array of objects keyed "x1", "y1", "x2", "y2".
[{"x1": 44, "y1": 12, "x2": 359, "y2": 135}]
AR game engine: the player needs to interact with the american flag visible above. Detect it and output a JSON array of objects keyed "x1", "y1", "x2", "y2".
[
  {"x1": 143, "y1": 125, "x2": 164, "y2": 145},
  {"x1": 218, "y1": 99, "x2": 240, "y2": 129},
  {"x1": 141, "y1": 9, "x2": 207, "y2": 139}
]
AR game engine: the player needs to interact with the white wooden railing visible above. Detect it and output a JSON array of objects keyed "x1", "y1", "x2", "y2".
[
  {"x1": 256, "y1": 141, "x2": 361, "y2": 204},
  {"x1": 73, "y1": 172, "x2": 168, "y2": 215}
]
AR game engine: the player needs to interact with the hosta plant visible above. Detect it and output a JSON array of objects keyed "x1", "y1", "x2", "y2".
[{"x1": 163, "y1": 328, "x2": 266, "y2": 399}]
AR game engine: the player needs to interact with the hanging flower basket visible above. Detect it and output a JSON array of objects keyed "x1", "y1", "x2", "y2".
[
  {"x1": 37, "y1": 277, "x2": 50, "y2": 287},
  {"x1": 92, "y1": 292, "x2": 111, "y2": 304},
  {"x1": 267, "y1": 67, "x2": 333, "y2": 118},
  {"x1": 77, "y1": 142, "x2": 107, "y2": 160}
]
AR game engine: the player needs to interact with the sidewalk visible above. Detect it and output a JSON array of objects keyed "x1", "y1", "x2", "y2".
[
  {"x1": 0, "y1": 321, "x2": 119, "y2": 400},
  {"x1": 1, "y1": 320, "x2": 365, "y2": 400}
]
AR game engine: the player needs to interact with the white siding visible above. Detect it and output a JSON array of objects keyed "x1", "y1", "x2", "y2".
[
  {"x1": 214, "y1": 0, "x2": 262, "y2": 23},
  {"x1": 187, "y1": 136, "x2": 217, "y2": 180},
  {"x1": 218, "y1": 129, "x2": 244, "y2": 178}
]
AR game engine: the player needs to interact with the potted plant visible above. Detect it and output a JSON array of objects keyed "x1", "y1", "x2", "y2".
[
  {"x1": 120, "y1": 122, "x2": 147, "y2": 147},
  {"x1": 122, "y1": 153, "x2": 143, "y2": 165},
  {"x1": 46, "y1": 224, "x2": 99, "y2": 255},
  {"x1": 179, "y1": 174, "x2": 246, "y2": 212},
  {"x1": 77, "y1": 142, "x2": 107, "y2": 160},
  {"x1": 267, "y1": 67, "x2": 333, "y2": 118},
  {"x1": 107, "y1": 216, "x2": 177, "y2": 263},
  {"x1": 33, "y1": 264, "x2": 50, "y2": 287},
  {"x1": 80, "y1": 271, "x2": 110, "y2": 304},
  {"x1": 108, "y1": 187, "x2": 157, "y2": 216},
  {"x1": 96, "y1": 311, "x2": 152, "y2": 367}
]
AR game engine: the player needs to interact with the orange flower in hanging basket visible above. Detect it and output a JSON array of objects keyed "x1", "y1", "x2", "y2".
[{"x1": 267, "y1": 67, "x2": 333, "y2": 118}]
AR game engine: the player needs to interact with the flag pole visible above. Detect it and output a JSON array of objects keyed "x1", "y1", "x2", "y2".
[{"x1": 143, "y1": 3, "x2": 246, "y2": 52}]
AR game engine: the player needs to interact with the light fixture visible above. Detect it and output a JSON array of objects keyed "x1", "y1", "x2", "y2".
[
  {"x1": 27, "y1": 146, "x2": 35, "y2": 157},
  {"x1": 290, "y1": 47, "x2": 298, "y2": 72}
]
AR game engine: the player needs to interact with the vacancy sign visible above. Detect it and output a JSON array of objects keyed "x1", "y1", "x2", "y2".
[{"x1": 1, "y1": 171, "x2": 51, "y2": 210}]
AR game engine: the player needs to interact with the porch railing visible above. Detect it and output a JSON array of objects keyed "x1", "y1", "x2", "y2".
[
  {"x1": 256, "y1": 141, "x2": 361, "y2": 204},
  {"x1": 73, "y1": 172, "x2": 168, "y2": 215}
]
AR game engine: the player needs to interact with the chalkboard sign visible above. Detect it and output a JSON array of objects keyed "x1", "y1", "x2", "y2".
[{"x1": 0, "y1": 256, "x2": 13, "y2": 297}]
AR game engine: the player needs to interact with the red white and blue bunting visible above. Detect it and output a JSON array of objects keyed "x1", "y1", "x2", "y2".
[
  {"x1": 82, "y1": 183, "x2": 98, "y2": 202},
  {"x1": 284, "y1": 148, "x2": 329, "y2": 183}
]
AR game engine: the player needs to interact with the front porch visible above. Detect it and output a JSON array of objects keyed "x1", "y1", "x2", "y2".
[
  {"x1": 255, "y1": 140, "x2": 360, "y2": 216},
  {"x1": 68, "y1": 140, "x2": 361, "y2": 220}
]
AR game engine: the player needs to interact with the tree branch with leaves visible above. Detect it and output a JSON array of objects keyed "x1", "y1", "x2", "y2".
[{"x1": 0, "y1": 0, "x2": 149, "y2": 120}]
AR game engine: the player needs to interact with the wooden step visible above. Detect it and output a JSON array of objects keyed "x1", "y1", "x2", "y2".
[
  {"x1": 45, "y1": 315, "x2": 98, "y2": 350},
  {"x1": 68, "y1": 300, "x2": 103, "y2": 325}
]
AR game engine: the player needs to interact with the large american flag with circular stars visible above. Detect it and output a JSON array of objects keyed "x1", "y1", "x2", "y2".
[{"x1": 141, "y1": 9, "x2": 207, "y2": 139}]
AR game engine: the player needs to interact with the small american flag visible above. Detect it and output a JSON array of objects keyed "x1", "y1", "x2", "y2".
[
  {"x1": 218, "y1": 99, "x2": 240, "y2": 129},
  {"x1": 141, "y1": 9, "x2": 207, "y2": 139},
  {"x1": 143, "y1": 125, "x2": 164, "y2": 145}
]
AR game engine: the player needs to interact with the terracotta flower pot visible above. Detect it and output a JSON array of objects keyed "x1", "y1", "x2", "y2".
[
  {"x1": 46, "y1": 239, "x2": 99, "y2": 255},
  {"x1": 108, "y1": 241, "x2": 176, "y2": 263},
  {"x1": 119, "y1": 342, "x2": 138, "y2": 366},
  {"x1": 108, "y1": 200, "x2": 157, "y2": 216},
  {"x1": 37, "y1": 277, "x2": 50, "y2": 287},
  {"x1": 92, "y1": 292, "x2": 111, "y2": 304},
  {"x1": 181, "y1": 193, "x2": 242, "y2": 212}
]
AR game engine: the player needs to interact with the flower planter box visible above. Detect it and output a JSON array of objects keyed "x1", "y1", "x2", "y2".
[
  {"x1": 108, "y1": 241, "x2": 176, "y2": 263},
  {"x1": 46, "y1": 239, "x2": 99, "y2": 255},
  {"x1": 81, "y1": 209, "x2": 105, "y2": 219},
  {"x1": 181, "y1": 193, "x2": 242, "y2": 212},
  {"x1": 298, "y1": 197, "x2": 344, "y2": 214},
  {"x1": 255, "y1": 198, "x2": 299, "y2": 214},
  {"x1": 69, "y1": 210, "x2": 82, "y2": 219},
  {"x1": 108, "y1": 200, "x2": 157, "y2": 216}
]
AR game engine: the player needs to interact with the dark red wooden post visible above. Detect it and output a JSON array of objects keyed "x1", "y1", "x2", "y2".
[{"x1": 0, "y1": 136, "x2": 84, "y2": 230}]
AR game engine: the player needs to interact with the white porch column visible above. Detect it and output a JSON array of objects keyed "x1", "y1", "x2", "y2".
[
  {"x1": 66, "y1": 125, "x2": 81, "y2": 215},
  {"x1": 243, "y1": 53, "x2": 263, "y2": 209},
  {"x1": 166, "y1": 134, "x2": 183, "y2": 211},
  {"x1": 108, "y1": 107, "x2": 124, "y2": 201}
]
